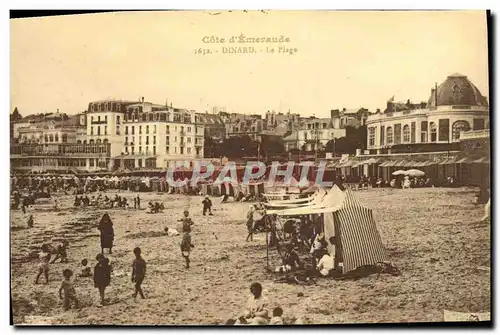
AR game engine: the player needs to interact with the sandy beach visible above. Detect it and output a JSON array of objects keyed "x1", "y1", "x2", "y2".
[{"x1": 10, "y1": 186, "x2": 490, "y2": 325}]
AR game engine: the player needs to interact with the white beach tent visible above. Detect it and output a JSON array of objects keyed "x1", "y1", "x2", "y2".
[
  {"x1": 267, "y1": 185, "x2": 388, "y2": 275},
  {"x1": 264, "y1": 188, "x2": 328, "y2": 209}
]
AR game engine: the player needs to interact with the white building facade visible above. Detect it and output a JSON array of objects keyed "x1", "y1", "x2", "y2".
[{"x1": 366, "y1": 73, "x2": 489, "y2": 153}]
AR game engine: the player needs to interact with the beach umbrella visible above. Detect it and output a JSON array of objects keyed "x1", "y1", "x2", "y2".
[
  {"x1": 392, "y1": 170, "x2": 406, "y2": 176},
  {"x1": 405, "y1": 169, "x2": 425, "y2": 177}
]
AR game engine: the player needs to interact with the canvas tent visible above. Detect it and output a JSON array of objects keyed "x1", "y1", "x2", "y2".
[
  {"x1": 267, "y1": 185, "x2": 389, "y2": 275},
  {"x1": 264, "y1": 188, "x2": 327, "y2": 209}
]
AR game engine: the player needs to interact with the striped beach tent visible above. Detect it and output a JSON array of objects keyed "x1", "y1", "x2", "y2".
[
  {"x1": 268, "y1": 185, "x2": 389, "y2": 275},
  {"x1": 327, "y1": 188, "x2": 388, "y2": 274}
]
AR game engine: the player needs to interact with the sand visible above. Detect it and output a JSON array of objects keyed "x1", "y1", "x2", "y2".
[{"x1": 10, "y1": 187, "x2": 490, "y2": 325}]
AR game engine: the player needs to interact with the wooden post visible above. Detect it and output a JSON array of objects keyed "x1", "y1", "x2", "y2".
[{"x1": 266, "y1": 230, "x2": 269, "y2": 269}]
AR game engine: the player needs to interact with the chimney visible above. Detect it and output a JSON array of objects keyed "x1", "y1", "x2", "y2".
[
  {"x1": 342, "y1": 108, "x2": 346, "y2": 112},
  {"x1": 142, "y1": 97, "x2": 144, "y2": 103}
]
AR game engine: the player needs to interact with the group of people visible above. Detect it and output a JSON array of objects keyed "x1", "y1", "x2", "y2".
[{"x1": 73, "y1": 194, "x2": 142, "y2": 210}]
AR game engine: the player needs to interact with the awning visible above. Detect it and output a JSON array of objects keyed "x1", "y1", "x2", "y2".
[
  {"x1": 379, "y1": 160, "x2": 395, "y2": 167},
  {"x1": 393, "y1": 160, "x2": 408, "y2": 167},
  {"x1": 456, "y1": 157, "x2": 474, "y2": 164},
  {"x1": 473, "y1": 157, "x2": 490, "y2": 164}
]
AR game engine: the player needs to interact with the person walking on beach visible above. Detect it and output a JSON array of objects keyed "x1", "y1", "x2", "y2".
[
  {"x1": 59, "y1": 269, "x2": 79, "y2": 311},
  {"x1": 246, "y1": 205, "x2": 255, "y2": 242},
  {"x1": 131, "y1": 247, "x2": 146, "y2": 301},
  {"x1": 97, "y1": 213, "x2": 114, "y2": 254},
  {"x1": 180, "y1": 231, "x2": 194, "y2": 269},
  {"x1": 202, "y1": 196, "x2": 213, "y2": 216},
  {"x1": 93, "y1": 253, "x2": 111, "y2": 307},
  {"x1": 179, "y1": 210, "x2": 194, "y2": 233},
  {"x1": 34, "y1": 244, "x2": 51, "y2": 284},
  {"x1": 136, "y1": 194, "x2": 141, "y2": 210}
]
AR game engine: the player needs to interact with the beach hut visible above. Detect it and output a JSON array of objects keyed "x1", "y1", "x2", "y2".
[
  {"x1": 456, "y1": 157, "x2": 474, "y2": 184},
  {"x1": 470, "y1": 157, "x2": 490, "y2": 188},
  {"x1": 267, "y1": 186, "x2": 389, "y2": 275}
]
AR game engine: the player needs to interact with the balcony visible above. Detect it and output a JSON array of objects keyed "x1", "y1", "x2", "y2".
[
  {"x1": 460, "y1": 129, "x2": 490, "y2": 140},
  {"x1": 180, "y1": 130, "x2": 186, "y2": 136},
  {"x1": 90, "y1": 120, "x2": 108, "y2": 125}
]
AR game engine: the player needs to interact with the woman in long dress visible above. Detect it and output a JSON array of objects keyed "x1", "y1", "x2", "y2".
[{"x1": 98, "y1": 213, "x2": 114, "y2": 254}]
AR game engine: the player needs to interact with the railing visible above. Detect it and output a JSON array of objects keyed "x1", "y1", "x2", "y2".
[
  {"x1": 460, "y1": 129, "x2": 490, "y2": 140},
  {"x1": 90, "y1": 120, "x2": 108, "y2": 125}
]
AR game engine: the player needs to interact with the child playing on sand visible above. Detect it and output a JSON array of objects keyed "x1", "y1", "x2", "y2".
[
  {"x1": 93, "y1": 254, "x2": 112, "y2": 307},
  {"x1": 35, "y1": 244, "x2": 51, "y2": 284},
  {"x1": 202, "y1": 196, "x2": 213, "y2": 216},
  {"x1": 180, "y1": 231, "x2": 194, "y2": 269},
  {"x1": 27, "y1": 214, "x2": 34, "y2": 228},
  {"x1": 131, "y1": 247, "x2": 146, "y2": 301},
  {"x1": 50, "y1": 240, "x2": 69, "y2": 264},
  {"x1": 270, "y1": 307, "x2": 284, "y2": 325},
  {"x1": 79, "y1": 259, "x2": 92, "y2": 277},
  {"x1": 59, "y1": 269, "x2": 79, "y2": 311}
]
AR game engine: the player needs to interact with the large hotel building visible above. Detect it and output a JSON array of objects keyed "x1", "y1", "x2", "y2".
[{"x1": 11, "y1": 98, "x2": 205, "y2": 173}]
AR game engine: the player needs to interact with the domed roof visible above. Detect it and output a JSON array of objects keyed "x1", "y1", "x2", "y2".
[{"x1": 428, "y1": 73, "x2": 488, "y2": 107}]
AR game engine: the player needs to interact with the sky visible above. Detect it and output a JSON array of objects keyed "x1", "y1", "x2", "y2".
[{"x1": 10, "y1": 10, "x2": 489, "y2": 118}]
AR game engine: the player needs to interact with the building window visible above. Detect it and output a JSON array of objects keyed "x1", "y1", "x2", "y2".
[
  {"x1": 116, "y1": 126, "x2": 120, "y2": 135},
  {"x1": 175, "y1": 147, "x2": 177, "y2": 153},
  {"x1": 187, "y1": 137, "x2": 191, "y2": 143},
  {"x1": 116, "y1": 115, "x2": 120, "y2": 124},
  {"x1": 175, "y1": 136, "x2": 177, "y2": 142},
  {"x1": 146, "y1": 136, "x2": 149, "y2": 145},
  {"x1": 180, "y1": 147, "x2": 184, "y2": 155},
  {"x1": 91, "y1": 116, "x2": 94, "y2": 123},
  {"x1": 125, "y1": 126, "x2": 129, "y2": 135},
  {"x1": 125, "y1": 136, "x2": 128, "y2": 145},
  {"x1": 98, "y1": 116, "x2": 101, "y2": 122},
  {"x1": 146, "y1": 125, "x2": 149, "y2": 134},
  {"x1": 153, "y1": 146, "x2": 156, "y2": 155},
  {"x1": 132, "y1": 136, "x2": 135, "y2": 144},
  {"x1": 368, "y1": 127, "x2": 375, "y2": 147},
  {"x1": 402, "y1": 125, "x2": 410, "y2": 143},
  {"x1": 438, "y1": 119, "x2": 450, "y2": 142},
  {"x1": 166, "y1": 125, "x2": 170, "y2": 133},
  {"x1": 105, "y1": 115, "x2": 108, "y2": 123},
  {"x1": 113, "y1": 103, "x2": 117, "y2": 111},
  {"x1": 452, "y1": 120, "x2": 471, "y2": 140},
  {"x1": 146, "y1": 146, "x2": 149, "y2": 154},
  {"x1": 125, "y1": 146, "x2": 128, "y2": 153},
  {"x1": 429, "y1": 122, "x2": 437, "y2": 142},
  {"x1": 104, "y1": 126, "x2": 108, "y2": 135},
  {"x1": 131, "y1": 126, "x2": 135, "y2": 135},
  {"x1": 187, "y1": 127, "x2": 191, "y2": 132},
  {"x1": 139, "y1": 136, "x2": 142, "y2": 144},
  {"x1": 139, "y1": 146, "x2": 142, "y2": 153},
  {"x1": 473, "y1": 118, "x2": 485, "y2": 130},
  {"x1": 421, "y1": 131, "x2": 427, "y2": 143},
  {"x1": 380, "y1": 126, "x2": 385, "y2": 146},
  {"x1": 166, "y1": 146, "x2": 169, "y2": 154},
  {"x1": 55, "y1": 134, "x2": 59, "y2": 142},
  {"x1": 410, "y1": 122, "x2": 416, "y2": 143},
  {"x1": 62, "y1": 134, "x2": 67, "y2": 143},
  {"x1": 90, "y1": 127, "x2": 94, "y2": 136},
  {"x1": 394, "y1": 124, "x2": 401, "y2": 144},
  {"x1": 153, "y1": 125, "x2": 156, "y2": 133},
  {"x1": 166, "y1": 136, "x2": 169, "y2": 144},
  {"x1": 90, "y1": 159, "x2": 94, "y2": 167},
  {"x1": 131, "y1": 147, "x2": 135, "y2": 154},
  {"x1": 107, "y1": 103, "x2": 111, "y2": 110},
  {"x1": 386, "y1": 127, "x2": 393, "y2": 144},
  {"x1": 187, "y1": 147, "x2": 191, "y2": 154},
  {"x1": 153, "y1": 136, "x2": 156, "y2": 145},
  {"x1": 97, "y1": 127, "x2": 101, "y2": 136}
]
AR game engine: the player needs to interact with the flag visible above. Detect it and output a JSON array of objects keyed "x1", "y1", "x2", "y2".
[{"x1": 387, "y1": 95, "x2": 395, "y2": 102}]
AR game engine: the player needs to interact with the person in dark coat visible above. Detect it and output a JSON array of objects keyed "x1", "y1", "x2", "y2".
[
  {"x1": 93, "y1": 253, "x2": 111, "y2": 306},
  {"x1": 202, "y1": 196, "x2": 213, "y2": 216},
  {"x1": 98, "y1": 213, "x2": 114, "y2": 254}
]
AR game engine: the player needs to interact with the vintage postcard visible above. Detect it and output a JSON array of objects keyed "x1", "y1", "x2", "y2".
[{"x1": 10, "y1": 10, "x2": 491, "y2": 326}]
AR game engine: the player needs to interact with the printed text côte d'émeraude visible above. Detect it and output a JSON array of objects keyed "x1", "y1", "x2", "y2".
[{"x1": 202, "y1": 34, "x2": 291, "y2": 44}]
